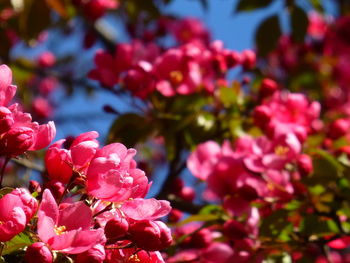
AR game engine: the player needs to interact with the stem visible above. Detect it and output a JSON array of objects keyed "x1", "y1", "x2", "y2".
[
  {"x1": 0, "y1": 242, "x2": 4, "y2": 257},
  {"x1": 0, "y1": 157, "x2": 10, "y2": 188}
]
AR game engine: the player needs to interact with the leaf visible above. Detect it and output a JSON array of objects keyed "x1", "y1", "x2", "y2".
[
  {"x1": 177, "y1": 214, "x2": 219, "y2": 226},
  {"x1": 0, "y1": 187, "x2": 14, "y2": 198},
  {"x1": 310, "y1": 149, "x2": 343, "y2": 182},
  {"x1": 300, "y1": 214, "x2": 338, "y2": 236},
  {"x1": 235, "y1": 0, "x2": 273, "y2": 12},
  {"x1": 291, "y1": 6, "x2": 308, "y2": 43},
  {"x1": 107, "y1": 113, "x2": 154, "y2": 147},
  {"x1": 255, "y1": 15, "x2": 282, "y2": 56},
  {"x1": 260, "y1": 209, "x2": 291, "y2": 239},
  {"x1": 3, "y1": 233, "x2": 32, "y2": 255}
]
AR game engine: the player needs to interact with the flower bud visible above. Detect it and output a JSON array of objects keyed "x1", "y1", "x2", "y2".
[
  {"x1": 104, "y1": 217, "x2": 129, "y2": 239},
  {"x1": 0, "y1": 127, "x2": 35, "y2": 156},
  {"x1": 259, "y1": 78, "x2": 278, "y2": 98},
  {"x1": 241, "y1": 50, "x2": 256, "y2": 70},
  {"x1": 44, "y1": 180, "x2": 65, "y2": 200},
  {"x1": 253, "y1": 106, "x2": 271, "y2": 129},
  {"x1": 29, "y1": 180, "x2": 42, "y2": 194},
  {"x1": 76, "y1": 244, "x2": 105, "y2": 263},
  {"x1": 25, "y1": 242, "x2": 53, "y2": 263},
  {"x1": 0, "y1": 106, "x2": 13, "y2": 134},
  {"x1": 129, "y1": 220, "x2": 172, "y2": 251},
  {"x1": 178, "y1": 186, "x2": 195, "y2": 202},
  {"x1": 223, "y1": 220, "x2": 248, "y2": 240},
  {"x1": 328, "y1": 118, "x2": 350, "y2": 139},
  {"x1": 297, "y1": 154, "x2": 313, "y2": 177}
]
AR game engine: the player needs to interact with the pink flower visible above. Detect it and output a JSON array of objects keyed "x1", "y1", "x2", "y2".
[
  {"x1": 0, "y1": 189, "x2": 31, "y2": 242},
  {"x1": 154, "y1": 45, "x2": 202, "y2": 96},
  {"x1": 9, "y1": 188, "x2": 38, "y2": 223},
  {"x1": 307, "y1": 11, "x2": 328, "y2": 39},
  {"x1": 0, "y1": 65, "x2": 56, "y2": 156},
  {"x1": 187, "y1": 140, "x2": 221, "y2": 180},
  {"x1": 171, "y1": 17, "x2": 210, "y2": 45},
  {"x1": 254, "y1": 92, "x2": 320, "y2": 141},
  {"x1": 45, "y1": 131, "x2": 99, "y2": 183},
  {"x1": 86, "y1": 143, "x2": 150, "y2": 202},
  {"x1": 37, "y1": 189, "x2": 105, "y2": 254}
]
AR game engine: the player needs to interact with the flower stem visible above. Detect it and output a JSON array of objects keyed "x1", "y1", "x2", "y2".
[{"x1": 0, "y1": 157, "x2": 10, "y2": 189}]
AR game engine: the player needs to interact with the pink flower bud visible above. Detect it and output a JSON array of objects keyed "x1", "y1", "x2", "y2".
[
  {"x1": 129, "y1": 220, "x2": 172, "y2": 251},
  {"x1": 38, "y1": 52, "x2": 56, "y2": 68},
  {"x1": 10, "y1": 188, "x2": 38, "y2": 223},
  {"x1": 25, "y1": 242, "x2": 53, "y2": 263},
  {"x1": 44, "y1": 180, "x2": 65, "y2": 200},
  {"x1": 328, "y1": 118, "x2": 350, "y2": 139},
  {"x1": 223, "y1": 220, "x2": 248, "y2": 240},
  {"x1": 29, "y1": 180, "x2": 42, "y2": 194},
  {"x1": 0, "y1": 127, "x2": 35, "y2": 156},
  {"x1": 0, "y1": 106, "x2": 13, "y2": 133},
  {"x1": 104, "y1": 217, "x2": 129, "y2": 239},
  {"x1": 253, "y1": 106, "x2": 271, "y2": 129},
  {"x1": 76, "y1": 244, "x2": 106, "y2": 263},
  {"x1": 179, "y1": 186, "x2": 195, "y2": 202},
  {"x1": 259, "y1": 78, "x2": 278, "y2": 98},
  {"x1": 297, "y1": 154, "x2": 313, "y2": 177},
  {"x1": 241, "y1": 50, "x2": 256, "y2": 70},
  {"x1": 185, "y1": 228, "x2": 212, "y2": 249},
  {"x1": 168, "y1": 209, "x2": 183, "y2": 222}
]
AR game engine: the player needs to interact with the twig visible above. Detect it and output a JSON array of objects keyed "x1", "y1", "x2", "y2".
[
  {"x1": 11, "y1": 158, "x2": 44, "y2": 173},
  {"x1": 0, "y1": 157, "x2": 10, "y2": 188}
]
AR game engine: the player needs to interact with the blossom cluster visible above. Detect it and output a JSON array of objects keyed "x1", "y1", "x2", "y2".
[{"x1": 0, "y1": 65, "x2": 172, "y2": 263}]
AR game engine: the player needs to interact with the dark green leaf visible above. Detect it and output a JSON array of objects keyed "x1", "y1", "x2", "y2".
[
  {"x1": 255, "y1": 15, "x2": 282, "y2": 56},
  {"x1": 300, "y1": 214, "x2": 338, "y2": 236},
  {"x1": 291, "y1": 6, "x2": 308, "y2": 43},
  {"x1": 235, "y1": 0, "x2": 273, "y2": 12},
  {"x1": 0, "y1": 187, "x2": 14, "y2": 198},
  {"x1": 107, "y1": 113, "x2": 153, "y2": 147},
  {"x1": 3, "y1": 233, "x2": 32, "y2": 255}
]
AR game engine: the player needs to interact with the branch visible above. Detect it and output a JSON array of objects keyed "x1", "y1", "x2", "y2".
[{"x1": 11, "y1": 158, "x2": 44, "y2": 173}]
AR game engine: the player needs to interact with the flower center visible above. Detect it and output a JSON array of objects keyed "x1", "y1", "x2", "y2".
[
  {"x1": 54, "y1": 225, "x2": 67, "y2": 235},
  {"x1": 128, "y1": 254, "x2": 140, "y2": 262},
  {"x1": 170, "y1": 71, "x2": 183, "y2": 84},
  {"x1": 274, "y1": 145, "x2": 289, "y2": 156}
]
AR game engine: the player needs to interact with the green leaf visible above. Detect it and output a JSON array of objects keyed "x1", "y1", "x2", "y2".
[
  {"x1": 0, "y1": 187, "x2": 14, "y2": 198},
  {"x1": 260, "y1": 209, "x2": 291, "y2": 239},
  {"x1": 235, "y1": 0, "x2": 273, "y2": 12},
  {"x1": 177, "y1": 214, "x2": 219, "y2": 226},
  {"x1": 300, "y1": 214, "x2": 338, "y2": 236},
  {"x1": 310, "y1": 149, "x2": 343, "y2": 182},
  {"x1": 3, "y1": 233, "x2": 32, "y2": 255},
  {"x1": 291, "y1": 6, "x2": 308, "y2": 43},
  {"x1": 107, "y1": 113, "x2": 154, "y2": 147},
  {"x1": 255, "y1": 15, "x2": 282, "y2": 56}
]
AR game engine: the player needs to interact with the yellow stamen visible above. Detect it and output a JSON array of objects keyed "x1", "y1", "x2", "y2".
[
  {"x1": 128, "y1": 254, "x2": 141, "y2": 262},
  {"x1": 170, "y1": 71, "x2": 183, "y2": 84},
  {"x1": 54, "y1": 225, "x2": 67, "y2": 235},
  {"x1": 274, "y1": 145, "x2": 289, "y2": 156}
]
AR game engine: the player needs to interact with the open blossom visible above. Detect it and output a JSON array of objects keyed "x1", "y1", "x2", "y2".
[
  {"x1": 45, "y1": 131, "x2": 99, "y2": 183},
  {"x1": 37, "y1": 189, "x2": 105, "y2": 254},
  {"x1": 86, "y1": 143, "x2": 150, "y2": 202},
  {"x1": 0, "y1": 64, "x2": 56, "y2": 157},
  {"x1": 0, "y1": 188, "x2": 37, "y2": 242},
  {"x1": 254, "y1": 92, "x2": 320, "y2": 141}
]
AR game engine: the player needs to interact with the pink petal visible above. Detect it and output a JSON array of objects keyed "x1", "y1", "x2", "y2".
[
  {"x1": 70, "y1": 141, "x2": 98, "y2": 168},
  {"x1": 58, "y1": 202, "x2": 92, "y2": 231},
  {"x1": 29, "y1": 121, "x2": 56, "y2": 150},
  {"x1": 121, "y1": 198, "x2": 171, "y2": 220}
]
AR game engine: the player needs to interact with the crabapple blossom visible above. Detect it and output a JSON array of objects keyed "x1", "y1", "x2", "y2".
[
  {"x1": 25, "y1": 242, "x2": 53, "y2": 263},
  {"x1": 37, "y1": 189, "x2": 105, "y2": 254}
]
